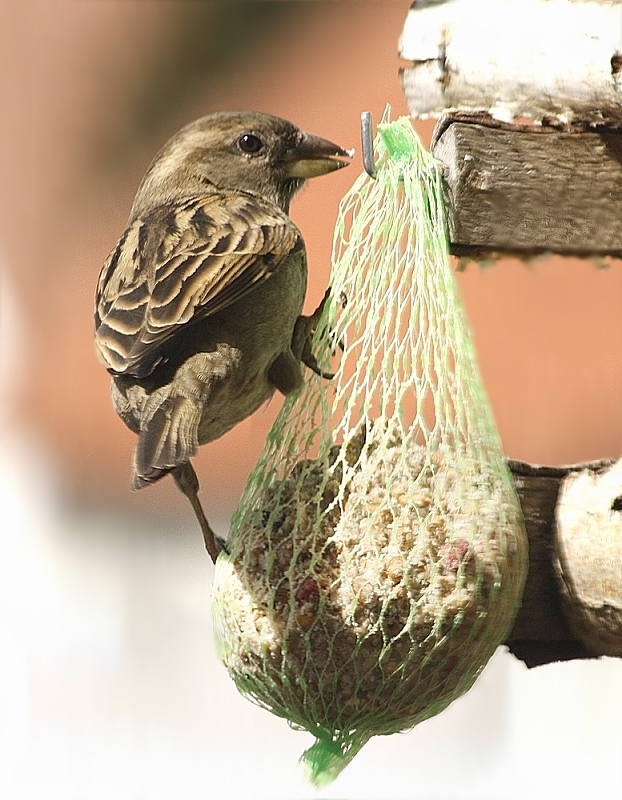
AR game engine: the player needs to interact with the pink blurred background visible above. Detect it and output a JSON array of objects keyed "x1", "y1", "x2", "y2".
[
  {"x1": 3, "y1": 0, "x2": 621, "y2": 528},
  {"x1": 1, "y1": 3, "x2": 621, "y2": 798}
]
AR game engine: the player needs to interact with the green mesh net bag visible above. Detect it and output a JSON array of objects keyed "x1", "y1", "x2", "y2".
[{"x1": 212, "y1": 116, "x2": 528, "y2": 787}]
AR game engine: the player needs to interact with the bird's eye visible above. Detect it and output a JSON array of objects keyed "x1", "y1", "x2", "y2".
[{"x1": 237, "y1": 133, "x2": 264, "y2": 154}]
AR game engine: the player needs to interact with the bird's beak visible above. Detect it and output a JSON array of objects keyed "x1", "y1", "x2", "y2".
[{"x1": 283, "y1": 132, "x2": 354, "y2": 179}]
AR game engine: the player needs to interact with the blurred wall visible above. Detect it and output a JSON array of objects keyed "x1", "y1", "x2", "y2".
[{"x1": 1, "y1": 0, "x2": 621, "y2": 528}]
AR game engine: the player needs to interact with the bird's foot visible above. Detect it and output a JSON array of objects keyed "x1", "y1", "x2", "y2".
[{"x1": 294, "y1": 288, "x2": 342, "y2": 380}]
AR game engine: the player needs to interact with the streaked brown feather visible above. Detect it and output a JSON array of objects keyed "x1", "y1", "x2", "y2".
[
  {"x1": 132, "y1": 394, "x2": 201, "y2": 489},
  {"x1": 95, "y1": 191, "x2": 301, "y2": 377}
]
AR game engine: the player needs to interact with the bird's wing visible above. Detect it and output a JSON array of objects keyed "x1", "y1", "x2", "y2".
[{"x1": 94, "y1": 192, "x2": 302, "y2": 377}]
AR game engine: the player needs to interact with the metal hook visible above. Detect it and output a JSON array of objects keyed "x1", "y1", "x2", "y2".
[{"x1": 361, "y1": 111, "x2": 377, "y2": 179}]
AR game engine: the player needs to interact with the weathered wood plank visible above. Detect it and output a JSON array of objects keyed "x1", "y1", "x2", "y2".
[{"x1": 431, "y1": 116, "x2": 622, "y2": 258}]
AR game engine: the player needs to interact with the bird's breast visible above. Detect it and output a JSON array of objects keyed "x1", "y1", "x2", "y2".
[{"x1": 195, "y1": 249, "x2": 307, "y2": 444}]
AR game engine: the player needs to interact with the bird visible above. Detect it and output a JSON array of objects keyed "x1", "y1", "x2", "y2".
[{"x1": 94, "y1": 111, "x2": 352, "y2": 562}]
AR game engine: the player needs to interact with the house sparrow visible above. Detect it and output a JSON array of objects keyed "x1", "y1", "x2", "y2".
[{"x1": 95, "y1": 111, "x2": 352, "y2": 562}]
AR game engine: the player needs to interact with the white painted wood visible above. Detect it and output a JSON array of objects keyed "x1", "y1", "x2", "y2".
[{"x1": 400, "y1": 0, "x2": 622, "y2": 121}]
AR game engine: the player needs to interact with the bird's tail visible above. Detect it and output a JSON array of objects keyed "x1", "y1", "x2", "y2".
[{"x1": 131, "y1": 395, "x2": 201, "y2": 489}]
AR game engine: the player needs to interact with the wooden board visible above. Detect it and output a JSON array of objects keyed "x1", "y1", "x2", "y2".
[
  {"x1": 555, "y1": 459, "x2": 622, "y2": 656},
  {"x1": 506, "y1": 459, "x2": 619, "y2": 667},
  {"x1": 431, "y1": 116, "x2": 622, "y2": 259}
]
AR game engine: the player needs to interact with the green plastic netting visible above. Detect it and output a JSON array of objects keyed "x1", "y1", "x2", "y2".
[{"x1": 212, "y1": 116, "x2": 528, "y2": 787}]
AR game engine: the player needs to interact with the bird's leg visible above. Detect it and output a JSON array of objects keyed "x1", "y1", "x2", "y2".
[
  {"x1": 273, "y1": 287, "x2": 344, "y2": 394},
  {"x1": 293, "y1": 288, "x2": 335, "y2": 379},
  {"x1": 172, "y1": 461, "x2": 226, "y2": 563}
]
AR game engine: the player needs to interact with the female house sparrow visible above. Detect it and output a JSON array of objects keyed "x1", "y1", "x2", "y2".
[{"x1": 95, "y1": 111, "x2": 351, "y2": 562}]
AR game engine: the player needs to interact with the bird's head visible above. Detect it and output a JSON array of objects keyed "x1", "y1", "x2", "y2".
[{"x1": 131, "y1": 111, "x2": 353, "y2": 217}]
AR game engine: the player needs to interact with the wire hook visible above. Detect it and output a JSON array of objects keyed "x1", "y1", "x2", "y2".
[{"x1": 361, "y1": 111, "x2": 377, "y2": 179}]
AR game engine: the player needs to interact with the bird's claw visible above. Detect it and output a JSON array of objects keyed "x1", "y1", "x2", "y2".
[
  {"x1": 330, "y1": 290, "x2": 347, "y2": 353},
  {"x1": 215, "y1": 534, "x2": 230, "y2": 555},
  {"x1": 301, "y1": 348, "x2": 334, "y2": 380}
]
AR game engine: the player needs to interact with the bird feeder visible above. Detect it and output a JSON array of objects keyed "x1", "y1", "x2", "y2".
[{"x1": 399, "y1": 0, "x2": 622, "y2": 666}]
